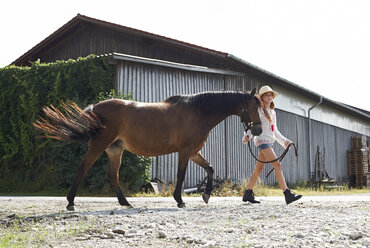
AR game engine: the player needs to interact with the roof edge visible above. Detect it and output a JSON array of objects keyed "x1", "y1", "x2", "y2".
[
  {"x1": 108, "y1": 52, "x2": 243, "y2": 76},
  {"x1": 77, "y1": 14, "x2": 228, "y2": 58}
]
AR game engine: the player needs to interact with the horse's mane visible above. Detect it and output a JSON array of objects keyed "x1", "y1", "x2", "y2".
[{"x1": 164, "y1": 91, "x2": 252, "y2": 116}]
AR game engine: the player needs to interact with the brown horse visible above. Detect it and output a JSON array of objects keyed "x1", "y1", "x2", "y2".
[{"x1": 34, "y1": 89, "x2": 262, "y2": 210}]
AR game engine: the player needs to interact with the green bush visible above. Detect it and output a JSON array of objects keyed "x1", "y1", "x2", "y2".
[{"x1": 0, "y1": 56, "x2": 151, "y2": 195}]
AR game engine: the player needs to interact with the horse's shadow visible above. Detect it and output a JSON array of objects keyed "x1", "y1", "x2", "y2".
[
  {"x1": 69, "y1": 204, "x2": 229, "y2": 216},
  {"x1": 11, "y1": 204, "x2": 231, "y2": 223},
  {"x1": 76, "y1": 207, "x2": 181, "y2": 216}
]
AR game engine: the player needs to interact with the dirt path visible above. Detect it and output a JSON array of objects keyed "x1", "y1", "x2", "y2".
[{"x1": 1, "y1": 195, "x2": 369, "y2": 247}]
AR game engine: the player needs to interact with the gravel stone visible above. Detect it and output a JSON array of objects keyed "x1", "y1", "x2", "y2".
[
  {"x1": 295, "y1": 231, "x2": 305, "y2": 238},
  {"x1": 112, "y1": 228, "x2": 125, "y2": 235},
  {"x1": 349, "y1": 231, "x2": 363, "y2": 240},
  {"x1": 157, "y1": 231, "x2": 167, "y2": 238}
]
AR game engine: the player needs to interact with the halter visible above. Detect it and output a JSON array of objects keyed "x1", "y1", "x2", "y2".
[{"x1": 240, "y1": 108, "x2": 261, "y2": 132}]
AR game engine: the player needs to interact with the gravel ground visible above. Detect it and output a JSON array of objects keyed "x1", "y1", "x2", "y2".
[{"x1": 1, "y1": 194, "x2": 369, "y2": 248}]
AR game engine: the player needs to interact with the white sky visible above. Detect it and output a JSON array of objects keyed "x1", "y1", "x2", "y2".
[{"x1": 1, "y1": 0, "x2": 370, "y2": 111}]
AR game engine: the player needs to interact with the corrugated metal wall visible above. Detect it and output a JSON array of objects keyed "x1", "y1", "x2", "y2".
[
  {"x1": 114, "y1": 59, "x2": 366, "y2": 188},
  {"x1": 272, "y1": 110, "x2": 364, "y2": 185}
]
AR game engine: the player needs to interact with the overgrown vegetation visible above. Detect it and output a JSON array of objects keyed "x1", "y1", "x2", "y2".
[{"x1": 0, "y1": 56, "x2": 151, "y2": 195}]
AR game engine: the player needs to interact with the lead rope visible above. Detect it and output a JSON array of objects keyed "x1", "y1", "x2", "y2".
[
  {"x1": 247, "y1": 141, "x2": 298, "y2": 178},
  {"x1": 242, "y1": 118, "x2": 298, "y2": 178}
]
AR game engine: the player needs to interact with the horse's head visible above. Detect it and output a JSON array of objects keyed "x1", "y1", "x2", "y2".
[{"x1": 241, "y1": 88, "x2": 262, "y2": 136}]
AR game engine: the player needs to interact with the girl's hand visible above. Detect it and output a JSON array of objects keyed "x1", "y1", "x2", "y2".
[
  {"x1": 242, "y1": 135, "x2": 250, "y2": 144},
  {"x1": 284, "y1": 140, "x2": 293, "y2": 149}
]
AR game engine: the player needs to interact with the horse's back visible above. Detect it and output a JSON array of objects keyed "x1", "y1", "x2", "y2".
[
  {"x1": 91, "y1": 98, "x2": 187, "y2": 156},
  {"x1": 93, "y1": 98, "x2": 178, "y2": 131},
  {"x1": 93, "y1": 98, "x2": 169, "y2": 117}
]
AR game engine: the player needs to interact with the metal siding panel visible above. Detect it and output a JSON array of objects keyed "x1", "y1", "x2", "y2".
[
  {"x1": 309, "y1": 119, "x2": 353, "y2": 183},
  {"x1": 145, "y1": 67, "x2": 151, "y2": 102},
  {"x1": 124, "y1": 62, "x2": 129, "y2": 94},
  {"x1": 148, "y1": 68, "x2": 153, "y2": 102}
]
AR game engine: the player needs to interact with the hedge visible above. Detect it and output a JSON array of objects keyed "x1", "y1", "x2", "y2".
[{"x1": 0, "y1": 55, "x2": 151, "y2": 194}]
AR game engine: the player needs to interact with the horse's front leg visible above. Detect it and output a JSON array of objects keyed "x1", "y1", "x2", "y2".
[
  {"x1": 174, "y1": 152, "x2": 190, "y2": 208},
  {"x1": 190, "y1": 152, "x2": 214, "y2": 204}
]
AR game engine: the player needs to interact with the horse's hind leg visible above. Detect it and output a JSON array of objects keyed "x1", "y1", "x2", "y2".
[
  {"x1": 106, "y1": 139, "x2": 132, "y2": 208},
  {"x1": 190, "y1": 152, "x2": 214, "y2": 204},
  {"x1": 66, "y1": 137, "x2": 115, "y2": 211}
]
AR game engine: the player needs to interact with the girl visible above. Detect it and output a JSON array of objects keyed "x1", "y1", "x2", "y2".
[{"x1": 242, "y1": 85, "x2": 302, "y2": 204}]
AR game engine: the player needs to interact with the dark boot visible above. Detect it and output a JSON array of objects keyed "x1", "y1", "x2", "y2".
[
  {"x1": 284, "y1": 189, "x2": 302, "y2": 204},
  {"x1": 242, "y1": 189, "x2": 260, "y2": 203}
]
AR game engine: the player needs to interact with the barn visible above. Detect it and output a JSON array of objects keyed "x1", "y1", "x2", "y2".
[{"x1": 13, "y1": 14, "x2": 370, "y2": 188}]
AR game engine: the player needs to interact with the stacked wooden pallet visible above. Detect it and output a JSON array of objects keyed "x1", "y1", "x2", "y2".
[{"x1": 348, "y1": 136, "x2": 369, "y2": 188}]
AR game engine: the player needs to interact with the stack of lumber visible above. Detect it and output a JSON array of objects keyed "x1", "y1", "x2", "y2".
[{"x1": 347, "y1": 136, "x2": 369, "y2": 188}]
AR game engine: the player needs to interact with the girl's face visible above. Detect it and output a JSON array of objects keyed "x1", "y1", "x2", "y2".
[{"x1": 261, "y1": 92, "x2": 274, "y2": 105}]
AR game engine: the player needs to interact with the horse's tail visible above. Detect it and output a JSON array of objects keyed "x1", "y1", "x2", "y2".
[{"x1": 33, "y1": 101, "x2": 104, "y2": 143}]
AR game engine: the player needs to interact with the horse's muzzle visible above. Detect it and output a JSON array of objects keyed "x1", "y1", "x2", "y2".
[{"x1": 251, "y1": 126, "x2": 262, "y2": 136}]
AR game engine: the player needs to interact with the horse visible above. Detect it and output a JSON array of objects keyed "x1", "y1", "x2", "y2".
[{"x1": 33, "y1": 89, "x2": 262, "y2": 210}]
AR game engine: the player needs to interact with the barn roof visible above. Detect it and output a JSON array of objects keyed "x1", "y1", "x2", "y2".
[
  {"x1": 12, "y1": 14, "x2": 228, "y2": 66},
  {"x1": 11, "y1": 14, "x2": 370, "y2": 121}
]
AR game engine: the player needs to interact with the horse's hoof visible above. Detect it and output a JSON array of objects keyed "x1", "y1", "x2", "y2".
[
  {"x1": 119, "y1": 201, "x2": 133, "y2": 208},
  {"x1": 202, "y1": 193, "x2": 210, "y2": 204},
  {"x1": 66, "y1": 205, "x2": 75, "y2": 211},
  {"x1": 177, "y1": 202, "x2": 186, "y2": 208}
]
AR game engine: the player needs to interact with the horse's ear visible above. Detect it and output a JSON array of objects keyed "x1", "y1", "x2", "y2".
[{"x1": 251, "y1": 88, "x2": 256, "y2": 96}]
